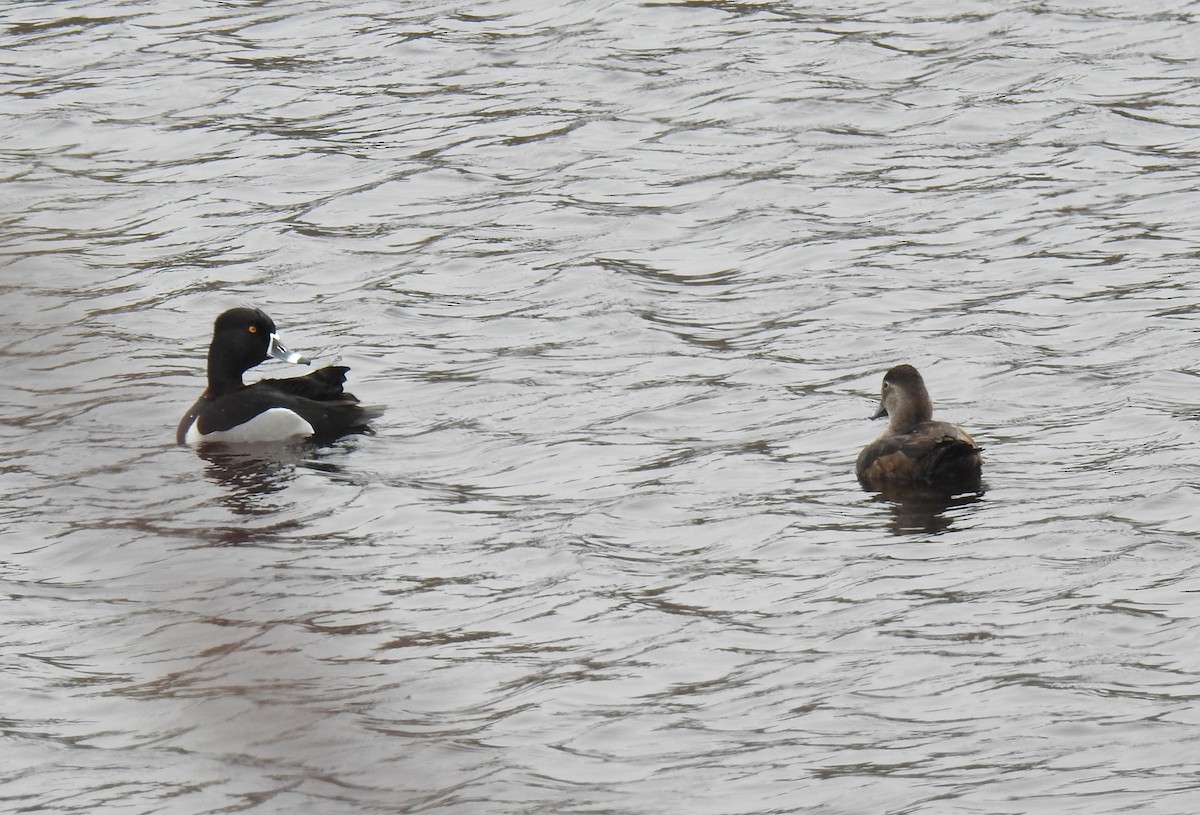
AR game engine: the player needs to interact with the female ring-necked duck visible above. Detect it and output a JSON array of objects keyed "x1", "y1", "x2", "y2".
[
  {"x1": 856, "y1": 364, "x2": 982, "y2": 488},
  {"x1": 176, "y1": 308, "x2": 376, "y2": 446}
]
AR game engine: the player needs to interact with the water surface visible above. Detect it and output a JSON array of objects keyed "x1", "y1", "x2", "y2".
[{"x1": 3, "y1": 1, "x2": 1200, "y2": 813}]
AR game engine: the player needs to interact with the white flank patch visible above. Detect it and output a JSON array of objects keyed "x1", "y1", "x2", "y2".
[{"x1": 184, "y1": 408, "x2": 315, "y2": 446}]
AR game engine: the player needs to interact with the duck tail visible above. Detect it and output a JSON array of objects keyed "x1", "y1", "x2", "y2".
[{"x1": 926, "y1": 439, "x2": 983, "y2": 483}]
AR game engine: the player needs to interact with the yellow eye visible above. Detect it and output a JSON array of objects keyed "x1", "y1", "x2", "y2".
[{"x1": 248, "y1": 326, "x2": 257, "y2": 334}]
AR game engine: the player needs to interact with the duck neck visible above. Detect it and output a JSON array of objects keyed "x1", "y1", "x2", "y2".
[
  {"x1": 889, "y1": 391, "x2": 932, "y2": 433},
  {"x1": 205, "y1": 349, "x2": 246, "y2": 396}
]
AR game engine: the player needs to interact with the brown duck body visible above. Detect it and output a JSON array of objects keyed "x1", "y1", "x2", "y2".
[{"x1": 856, "y1": 365, "x2": 982, "y2": 488}]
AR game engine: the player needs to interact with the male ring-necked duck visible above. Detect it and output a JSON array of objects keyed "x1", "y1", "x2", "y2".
[
  {"x1": 856, "y1": 364, "x2": 982, "y2": 488},
  {"x1": 176, "y1": 308, "x2": 376, "y2": 446}
]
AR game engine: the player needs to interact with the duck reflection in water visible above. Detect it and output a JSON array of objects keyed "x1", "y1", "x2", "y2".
[
  {"x1": 197, "y1": 441, "x2": 348, "y2": 519},
  {"x1": 857, "y1": 365, "x2": 984, "y2": 533}
]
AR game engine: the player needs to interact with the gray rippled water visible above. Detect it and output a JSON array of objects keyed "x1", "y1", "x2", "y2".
[{"x1": 4, "y1": 1, "x2": 1200, "y2": 813}]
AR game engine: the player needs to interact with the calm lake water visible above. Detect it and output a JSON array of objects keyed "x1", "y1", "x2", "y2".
[{"x1": 4, "y1": 1, "x2": 1200, "y2": 813}]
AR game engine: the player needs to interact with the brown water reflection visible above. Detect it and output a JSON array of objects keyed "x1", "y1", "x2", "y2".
[{"x1": 865, "y1": 481, "x2": 986, "y2": 535}]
